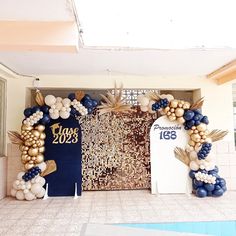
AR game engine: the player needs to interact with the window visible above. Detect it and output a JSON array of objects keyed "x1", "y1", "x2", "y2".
[{"x1": 0, "y1": 78, "x2": 6, "y2": 156}]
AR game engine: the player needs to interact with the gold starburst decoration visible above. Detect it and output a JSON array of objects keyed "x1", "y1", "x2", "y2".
[{"x1": 97, "y1": 84, "x2": 132, "y2": 115}]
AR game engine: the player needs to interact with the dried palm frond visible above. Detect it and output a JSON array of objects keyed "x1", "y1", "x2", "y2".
[
  {"x1": 41, "y1": 160, "x2": 57, "y2": 177},
  {"x1": 35, "y1": 90, "x2": 45, "y2": 106},
  {"x1": 7, "y1": 131, "x2": 23, "y2": 145},
  {"x1": 75, "y1": 90, "x2": 85, "y2": 101},
  {"x1": 145, "y1": 91, "x2": 160, "y2": 101},
  {"x1": 174, "y1": 147, "x2": 190, "y2": 166},
  {"x1": 190, "y1": 97, "x2": 204, "y2": 110},
  {"x1": 207, "y1": 129, "x2": 228, "y2": 142},
  {"x1": 97, "y1": 83, "x2": 132, "y2": 115}
]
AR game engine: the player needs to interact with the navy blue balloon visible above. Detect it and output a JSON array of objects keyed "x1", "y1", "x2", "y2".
[
  {"x1": 196, "y1": 187, "x2": 207, "y2": 198},
  {"x1": 183, "y1": 110, "x2": 195, "y2": 121},
  {"x1": 207, "y1": 191, "x2": 213, "y2": 196},
  {"x1": 193, "y1": 179, "x2": 204, "y2": 187},
  {"x1": 92, "y1": 99, "x2": 98, "y2": 107},
  {"x1": 192, "y1": 182, "x2": 198, "y2": 190},
  {"x1": 195, "y1": 120, "x2": 201, "y2": 126},
  {"x1": 214, "y1": 184, "x2": 221, "y2": 190},
  {"x1": 87, "y1": 107, "x2": 93, "y2": 114},
  {"x1": 40, "y1": 114, "x2": 50, "y2": 125},
  {"x1": 70, "y1": 107, "x2": 77, "y2": 116},
  {"x1": 24, "y1": 108, "x2": 32, "y2": 117},
  {"x1": 213, "y1": 188, "x2": 224, "y2": 197},
  {"x1": 201, "y1": 116, "x2": 209, "y2": 125},
  {"x1": 41, "y1": 105, "x2": 50, "y2": 114},
  {"x1": 81, "y1": 94, "x2": 91, "y2": 102},
  {"x1": 193, "y1": 114, "x2": 203, "y2": 121},
  {"x1": 189, "y1": 170, "x2": 196, "y2": 179},
  {"x1": 222, "y1": 186, "x2": 227, "y2": 192},
  {"x1": 31, "y1": 106, "x2": 41, "y2": 113},
  {"x1": 204, "y1": 183, "x2": 215, "y2": 192},
  {"x1": 186, "y1": 120, "x2": 195, "y2": 128},
  {"x1": 68, "y1": 93, "x2": 76, "y2": 101},
  {"x1": 218, "y1": 178, "x2": 226, "y2": 187},
  {"x1": 199, "y1": 169, "x2": 208, "y2": 174},
  {"x1": 84, "y1": 99, "x2": 93, "y2": 109}
]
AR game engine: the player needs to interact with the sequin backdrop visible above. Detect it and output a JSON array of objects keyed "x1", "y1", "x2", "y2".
[{"x1": 78, "y1": 108, "x2": 157, "y2": 190}]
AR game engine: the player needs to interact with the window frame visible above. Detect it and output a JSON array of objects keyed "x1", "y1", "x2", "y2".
[{"x1": 0, "y1": 77, "x2": 6, "y2": 156}]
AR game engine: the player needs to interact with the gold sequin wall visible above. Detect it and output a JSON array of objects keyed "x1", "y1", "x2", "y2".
[{"x1": 78, "y1": 108, "x2": 156, "y2": 190}]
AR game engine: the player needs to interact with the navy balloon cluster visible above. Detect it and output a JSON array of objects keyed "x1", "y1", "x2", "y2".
[
  {"x1": 183, "y1": 110, "x2": 209, "y2": 130},
  {"x1": 68, "y1": 93, "x2": 99, "y2": 115},
  {"x1": 152, "y1": 98, "x2": 169, "y2": 111},
  {"x1": 197, "y1": 143, "x2": 212, "y2": 159},
  {"x1": 190, "y1": 167, "x2": 227, "y2": 198},
  {"x1": 24, "y1": 105, "x2": 51, "y2": 125},
  {"x1": 22, "y1": 166, "x2": 42, "y2": 182}
]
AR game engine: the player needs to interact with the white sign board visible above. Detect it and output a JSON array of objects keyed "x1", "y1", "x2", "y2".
[{"x1": 150, "y1": 116, "x2": 190, "y2": 194}]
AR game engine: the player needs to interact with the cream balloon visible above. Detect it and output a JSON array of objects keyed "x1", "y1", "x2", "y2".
[
  {"x1": 50, "y1": 112, "x2": 60, "y2": 120},
  {"x1": 140, "y1": 105, "x2": 148, "y2": 112},
  {"x1": 60, "y1": 111, "x2": 70, "y2": 119},
  {"x1": 10, "y1": 188, "x2": 17, "y2": 197},
  {"x1": 56, "y1": 97, "x2": 63, "y2": 102},
  {"x1": 37, "y1": 162, "x2": 47, "y2": 172},
  {"x1": 36, "y1": 188, "x2": 46, "y2": 198},
  {"x1": 25, "y1": 191, "x2": 35, "y2": 201},
  {"x1": 16, "y1": 190, "x2": 25, "y2": 200},
  {"x1": 140, "y1": 97, "x2": 149, "y2": 107},
  {"x1": 45, "y1": 95, "x2": 56, "y2": 106},
  {"x1": 62, "y1": 98, "x2": 71, "y2": 106},
  {"x1": 31, "y1": 183, "x2": 42, "y2": 195},
  {"x1": 189, "y1": 161, "x2": 199, "y2": 171},
  {"x1": 17, "y1": 172, "x2": 25, "y2": 180},
  {"x1": 137, "y1": 95, "x2": 144, "y2": 104}
]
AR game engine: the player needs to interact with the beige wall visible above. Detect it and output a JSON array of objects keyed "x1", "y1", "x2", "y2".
[{"x1": 3, "y1": 74, "x2": 235, "y2": 144}]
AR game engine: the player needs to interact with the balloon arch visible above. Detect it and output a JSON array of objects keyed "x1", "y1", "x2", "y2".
[{"x1": 8, "y1": 88, "x2": 228, "y2": 200}]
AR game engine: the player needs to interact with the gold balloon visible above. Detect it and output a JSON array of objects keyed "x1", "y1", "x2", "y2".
[
  {"x1": 32, "y1": 144, "x2": 37, "y2": 148},
  {"x1": 28, "y1": 147, "x2": 39, "y2": 156},
  {"x1": 33, "y1": 137, "x2": 38, "y2": 141},
  {"x1": 36, "y1": 154, "x2": 44, "y2": 164},
  {"x1": 25, "y1": 140, "x2": 32, "y2": 146},
  {"x1": 36, "y1": 125, "x2": 45, "y2": 132},
  {"x1": 21, "y1": 125, "x2": 33, "y2": 131},
  {"x1": 40, "y1": 133, "x2": 46, "y2": 140},
  {"x1": 29, "y1": 160, "x2": 34, "y2": 164},
  {"x1": 25, "y1": 163, "x2": 34, "y2": 170},
  {"x1": 19, "y1": 145, "x2": 25, "y2": 152},
  {"x1": 22, "y1": 150, "x2": 27, "y2": 155},
  {"x1": 38, "y1": 146, "x2": 45, "y2": 153},
  {"x1": 21, "y1": 154, "x2": 27, "y2": 162},
  {"x1": 32, "y1": 156, "x2": 36, "y2": 161},
  {"x1": 32, "y1": 130, "x2": 40, "y2": 138},
  {"x1": 26, "y1": 156, "x2": 31, "y2": 161},
  {"x1": 37, "y1": 140, "x2": 45, "y2": 147},
  {"x1": 25, "y1": 135, "x2": 30, "y2": 140}
]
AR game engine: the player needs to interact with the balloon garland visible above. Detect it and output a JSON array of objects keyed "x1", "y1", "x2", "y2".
[
  {"x1": 138, "y1": 92, "x2": 228, "y2": 198},
  {"x1": 9, "y1": 91, "x2": 99, "y2": 201}
]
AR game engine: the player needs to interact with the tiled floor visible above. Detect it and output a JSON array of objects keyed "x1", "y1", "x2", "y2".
[{"x1": 1, "y1": 190, "x2": 236, "y2": 236}]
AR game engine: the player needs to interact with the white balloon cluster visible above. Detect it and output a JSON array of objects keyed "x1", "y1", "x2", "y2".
[
  {"x1": 23, "y1": 111, "x2": 43, "y2": 126},
  {"x1": 195, "y1": 171, "x2": 216, "y2": 184},
  {"x1": 71, "y1": 99, "x2": 88, "y2": 116},
  {"x1": 137, "y1": 94, "x2": 174, "y2": 113},
  {"x1": 45, "y1": 95, "x2": 72, "y2": 120},
  {"x1": 10, "y1": 162, "x2": 47, "y2": 201},
  {"x1": 188, "y1": 149, "x2": 215, "y2": 171}
]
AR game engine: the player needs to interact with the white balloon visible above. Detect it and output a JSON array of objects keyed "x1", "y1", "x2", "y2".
[
  {"x1": 50, "y1": 112, "x2": 60, "y2": 120},
  {"x1": 140, "y1": 105, "x2": 148, "y2": 112},
  {"x1": 189, "y1": 161, "x2": 199, "y2": 171},
  {"x1": 62, "y1": 98, "x2": 71, "y2": 106},
  {"x1": 137, "y1": 95, "x2": 144, "y2": 103},
  {"x1": 13, "y1": 181, "x2": 20, "y2": 190},
  {"x1": 56, "y1": 97, "x2": 63, "y2": 102},
  {"x1": 55, "y1": 102, "x2": 63, "y2": 110},
  {"x1": 37, "y1": 162, "x2": 47, "y2": 172},
  {"x1": 23, "y1": 189, "x2": 29, "y2": 194},
  {"x1": 31, "y1": 183, "x2": 42, "y2": 195},
  {"x1": 16, "y1": 190, "x2": 25, "y2": 200},
  {"x1": 51, "y1": 104, "x2": 56, "y2": 109},
  {"x1": 61, "y1": 107, "x2": 66, "y2": 112},
  {"x1": 45, "y1": 95, "x2": 56, "y2": 106},
  {"x1": 60, "y1": 111, "x2": 70, "y2": 119},
  {"x1": 17, "y1": 172, "x2": 25, "y2": 180},
  {"x1": 140, "y1": 97, "x2": 149, "y2": 107},
  {"x1": 189, "y1": 151, "x2": 197, "y2": 161},
  {"x1": 36, "y1": 188, "x2": 46, "y2": 198},
  {"x1": 35, "y1": 176, "x2": 46, "y2": 186},
  {"x1": 10, "y1": 188, "x2": 17, "y2": 197},
  {"x1": 25, "y1": 191, "x2": 35, "y2": 201}
]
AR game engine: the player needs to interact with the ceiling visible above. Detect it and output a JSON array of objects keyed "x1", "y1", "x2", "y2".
[
  {"x1": 0, "y1": 0, "x2": 236, "y2": 77},
  {"x1": 1, "y1": 48, "x2": 236, "y2": 76}
]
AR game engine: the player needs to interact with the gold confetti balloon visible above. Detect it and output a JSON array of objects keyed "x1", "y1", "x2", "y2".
[{"x1": 28, "y1": 147, "x2": 39, "y2": 156}]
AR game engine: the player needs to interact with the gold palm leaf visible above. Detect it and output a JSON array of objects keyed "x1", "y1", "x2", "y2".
[
  {"x1": 41, "y1": 160, "x2": 57, "y2": 177},
  {"x1": 207, "y1": 129, "x2": 228, "y2": 142},
  {"x1": 145, "y1": 91, "x2": 160, "y2": 101},
  {"x1": 190, "y1": 97, "x2": 204, "y2": 110},
  {"x1": 35, "y1": 90, "x2": 45, "y2": 106},
  {"x1": 98, "y1": 84, "x2": 132, "y2": 115},
  {"x1": 174, "y1": 147, "x2": 190, "y2": 166},
  {"x1": 7, "y1": 131, "x2": 23, "y2": 145}
]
